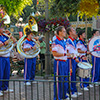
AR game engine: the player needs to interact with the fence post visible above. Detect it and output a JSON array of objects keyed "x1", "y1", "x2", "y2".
[{"x1": 68, "y1": 73, "x2": 71, "y2": 100}]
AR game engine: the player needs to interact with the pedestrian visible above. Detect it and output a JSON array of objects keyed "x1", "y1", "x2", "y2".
[
  {"x1": 52, "y1": 31, "x2": 57, "y2": 42},
  {"x1": 39, "y1": 36, "x2": 46, "y2": 70}
]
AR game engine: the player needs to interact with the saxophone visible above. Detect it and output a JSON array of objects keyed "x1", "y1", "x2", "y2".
[{"x1": 17, "y1": 15, "x2": 40, "y2": 58}]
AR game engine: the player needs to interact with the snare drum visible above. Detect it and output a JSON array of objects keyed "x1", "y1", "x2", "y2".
[{"x1": 77, "y1": 62, "x2": 92, "y2": 78}]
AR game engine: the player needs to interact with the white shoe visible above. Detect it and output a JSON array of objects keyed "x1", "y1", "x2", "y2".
[
  {"x1": 94, "y1": 82, "x2": 99, "y2": 86},
  {"x1": 83, "y1": 87, "x2": 89, "y2": 91},
  {"x1": 4, "y1": 89, "x2": 13, "y2": 93},
  {"x1": 75, "y1": 92, "x2": 82, "y2": 96},
  {"x1": 71, "y1": 93, "x2": 77, "y2": 98},
  {"x1": 89, "y1": 84, "x2": 93, "y2": 88},
  {"x1": 32, "y1": 81, "x2": 37, "y2": 84},
  {"x1": 65, "y1": 97, "x2": 73, "y2": 100},
  {"x1": 24, "y1": 82, "x2": 31, "y2": 86},
  {"x1": 95, "y1": 82, "x2": 99, "y2": 83},
  {"x1": 66, "y1": 93, "x2": 69, "y2": 96},
  {"x1": 0, "y1": 91, "x2": 3, "y2": 96}
]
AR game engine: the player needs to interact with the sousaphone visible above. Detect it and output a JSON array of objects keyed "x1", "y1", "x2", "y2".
[
  {"x1": 0, "y1": 5, "x2": 14, "y2": 55},
  {"x1": 17, "y1": 15, "x2": 40, "y2": 58}
]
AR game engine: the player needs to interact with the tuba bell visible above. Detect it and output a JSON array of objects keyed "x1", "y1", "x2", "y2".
[{"x1": 17, "y1": 15, "x2": 40, "y2": 58}]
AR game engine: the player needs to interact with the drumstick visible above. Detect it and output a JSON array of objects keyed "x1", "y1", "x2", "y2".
[
  {"x1": 80, "y1": 62, "x2": 91, "y2": 68},
  {"x1": 90, "y1": 47, "x2": 99, "y2": 53}
]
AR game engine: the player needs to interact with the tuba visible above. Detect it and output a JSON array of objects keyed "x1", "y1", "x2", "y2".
[
  {"x1": 17, "y1": 15, "x2": 40, "y2": 58},
  {"x1": 0, "y1": 32, "x2": 14, "y2": 55},
  {"x1": 0, "y1": 5, "x2": 14, "y2": 55}
]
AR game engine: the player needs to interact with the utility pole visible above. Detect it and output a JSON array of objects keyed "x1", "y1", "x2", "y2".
[{"x1": 45, "y1": 0, "x2": 51, "y2": 78}]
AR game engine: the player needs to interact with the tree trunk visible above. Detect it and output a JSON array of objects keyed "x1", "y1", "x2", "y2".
[{"x1": 45, "y1": 0, "x2": 51, "y2": 78}]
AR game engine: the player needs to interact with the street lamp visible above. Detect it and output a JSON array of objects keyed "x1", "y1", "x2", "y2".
[
  {"x1": 17, "y1": 23, "x2": 21, "y2": 27},
  {"x1": 15, "y1": 17, "x2": 25, "y2": 38},
  {"x1": 19, "y1": 17, "x2": 23, "y2": 22}
]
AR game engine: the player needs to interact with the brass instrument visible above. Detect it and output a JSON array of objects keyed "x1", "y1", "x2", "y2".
[
  {"x1": 0, "y1": 5, "x2": 13, "y2": 55},
  {"x1": 0, "y1": 32, "x2": 14, "y2": 55},
  {"x1": 17, "y1": 15, "x2": 40, "y2": 58}
]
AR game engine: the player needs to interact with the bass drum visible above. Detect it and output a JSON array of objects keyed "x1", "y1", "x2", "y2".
[
  {"x1": 77, "y1": 62, "x2": 92, "y2": 78},
  {"x1": 88, "y1": 36, "x2": 100, "y2": 57}
]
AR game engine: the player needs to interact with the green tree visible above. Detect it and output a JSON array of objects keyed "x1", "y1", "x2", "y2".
[
  {"x1": 50, "y1": 0, "x2": 80, "y2": 17},
  {"x1": 0, "y1": 0, "x2": 32, "y2": 18},
  {"x1": 36, "y1": 0, "x2": 55, "y2": 17}
]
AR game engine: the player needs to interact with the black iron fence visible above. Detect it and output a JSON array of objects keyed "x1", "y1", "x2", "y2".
[
  {"x1": 0, "y1": 79, "x2": 54, "y2": 100},
  {"x1": 10, "y1": 58, "x2": 54, "y2": 76},
  {"x1": 0, "y1": 78, "x2": 100, "y2": 100}
]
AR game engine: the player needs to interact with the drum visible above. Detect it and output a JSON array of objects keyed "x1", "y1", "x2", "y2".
[
  {"x1": 77, "y1": 62, "x2": 92, "y2": 78},
  {"x1": 88, "y1": 36, "x2": 100, "y2": 57}
]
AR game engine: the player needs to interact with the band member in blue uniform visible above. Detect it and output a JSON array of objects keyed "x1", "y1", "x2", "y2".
[
  {"x1": 23, "y1": 28, "x2": 37, "y2": 85},
  {"x1": 91, "y1": 30, "x2": 100, "y2": 85},
  {"x1": 66, "y1": 27, "x2": 82, "y2": 98},
  {"x1": 52, "y1": 26, "x2": 71, "y2": 100},
  {"x1": 0, "y1": 28, "x2": 16, "y2": 96},
  {"x1": 77, "y1": 30, "x2": 92, "y2": 91}
]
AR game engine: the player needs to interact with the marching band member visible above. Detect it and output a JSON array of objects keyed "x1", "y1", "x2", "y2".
[
  {"x1": 77, "y1": 30, "x2": 92, "y2": 91},
  {"x1": 91, "y1": 30, "x2": 100, "y2": 85},
  {"x1": 23, "y1": 28, "x2": 37, "y2": 85},
  {"x1": 52, "y1": 26, "x2": 71, "y2": 100},
  {"x1": 0, "y1": 28, "x2": 16, "y2": 96},
  {"x1": 66, "y1": 27, "x2": 82, "y2": 98}
]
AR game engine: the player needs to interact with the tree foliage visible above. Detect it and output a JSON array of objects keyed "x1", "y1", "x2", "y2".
[
  {"x1": 0, "y1": 0, "x2": 32, "y2": 18},
  {"x1": 50, "y1": 0, "x2": 80, "y2": 17},
  {"x1": 50, "y1": 0, "x2": 100, "y2": 18},
  {"x1": 79, "y1": 0, "x2": 99, "y2": 18}
]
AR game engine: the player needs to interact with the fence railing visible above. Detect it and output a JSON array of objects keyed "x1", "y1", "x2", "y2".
[
  {"x1": 0, "y1": 79, "x2": 54, "y2": 100},
  {"x1": 0, "y1": 78, "x2": 100, "y2": 100},
  {"x1": 10, "y1": 57, "x2": 54, "y2": 76}
]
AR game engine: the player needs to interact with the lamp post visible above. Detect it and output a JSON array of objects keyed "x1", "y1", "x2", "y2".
[
  {"x1": 45, "y1": 0, "x2": 51, "y2": 78},
  {"x1": 15, "y1": 17, "x2": 25, "y2": 38},
  {"x1": 19, "y1": 17, "x2": 23, "y2": 22}
]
